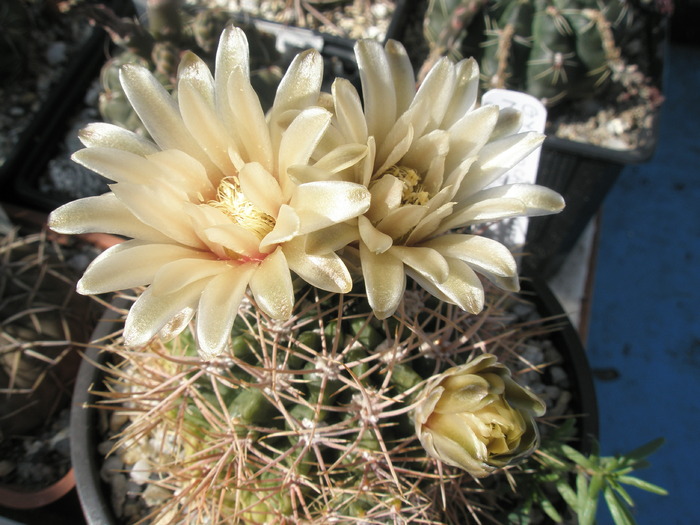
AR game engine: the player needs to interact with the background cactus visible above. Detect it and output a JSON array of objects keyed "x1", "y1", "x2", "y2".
[
  {"x1": 75, "y1": 0, "x2": 281, "y2": 136},
  {"x1": 421, "y1": 0, "x2": 663, "y2": 107},
  {"x1": 0, "y1": 223, "x2": 97, "y2": 437}
]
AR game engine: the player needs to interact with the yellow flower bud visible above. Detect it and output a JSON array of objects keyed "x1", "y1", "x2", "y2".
[{"x1": 413, "y1": 353, "x2": 546, "y2": 477}]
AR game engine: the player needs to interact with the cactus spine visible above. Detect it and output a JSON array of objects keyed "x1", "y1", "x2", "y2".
[
  {"x1": 423, "y1": 0, "x2": 651, "y2": 107},
  {"x1": 100, "y1": 283, "x2": 556, "y2": 523}
]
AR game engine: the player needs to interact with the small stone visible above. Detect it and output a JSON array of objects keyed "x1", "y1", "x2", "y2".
[
  {"x1": 549, "y1": 365, "x2": 570, "y2": 388},
  {"x1": 142, "y1": 484, "x2": 172, "y2": 507},
  {"x1": 0, "y1": 460, "x2": 15, "y2": 477},
  {"x1": 130, "y1": 458, "x2": 152, "y2": 484},
  {"x1": 46, "y1": 42, "x2": 67, "y2": 65},
  {"x1": 100, "y1": 455, "x2": 124, "y2": 483},
  {"x1": 110, "y1": 473, "x2": 128, "y2": 518}
]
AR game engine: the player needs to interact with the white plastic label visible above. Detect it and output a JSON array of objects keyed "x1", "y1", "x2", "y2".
[{"x1": 481, "y1": 89, "x2": 547, "y2": 251}]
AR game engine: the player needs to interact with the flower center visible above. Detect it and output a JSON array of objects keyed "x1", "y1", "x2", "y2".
[
  {"x1": 378, "y1": 165, "x2": 430, "y2": 206},
  {"x1": 210, "y1": 177, "x2": 276, "y2": 240}
]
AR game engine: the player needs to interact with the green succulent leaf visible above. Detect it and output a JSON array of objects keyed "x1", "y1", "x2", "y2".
[
  {"x1": 617, "y1": 475, "x2": 669, "y2": 495},
  {"x1": 603, "y1": 486, "x2": 637, "y2": 525}
]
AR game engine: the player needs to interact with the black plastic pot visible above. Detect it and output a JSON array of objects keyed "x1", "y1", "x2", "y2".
[
  {"x1": 70, "y1": 277, "x2": 597, "y2": 524},
  {"x1": 520, "y1": 14, "x2": 668, "y2": 279},
  {"x1": 2, "y1": 0, "x2": 135, "y2": 214}
]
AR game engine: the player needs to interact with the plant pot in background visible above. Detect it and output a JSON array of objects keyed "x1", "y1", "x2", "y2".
[
  {"x1": 1, "y1": 0, "x2": 135, "y2": 214},
  {"x1": 0, "y1": 204, "x2": 117, "y2": 524}
]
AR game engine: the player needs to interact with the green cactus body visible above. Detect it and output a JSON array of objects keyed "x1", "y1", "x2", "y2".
[
  {"x1": 103, "y1": 283, "x2": 552, "y2": 523},
  {"x1": 425, "y1": 0, "x2": 634, "y2": 106}
]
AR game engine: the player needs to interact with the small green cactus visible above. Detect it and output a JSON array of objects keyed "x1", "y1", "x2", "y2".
[
  {"x1": 422, "y1": 0, "x2": 654, "y2": 107},
  {"x1": 85, "y1": 0, "x2": 282, "y2": 135}
]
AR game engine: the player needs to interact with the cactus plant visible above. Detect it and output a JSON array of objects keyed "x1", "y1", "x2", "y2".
[
  {"x1": 76, "y1": 0, "x2": 280, "y2": 135},
  {"x1": 421, "y1": 0, "x2": 661, "y2": 107},
  {"x1": 96, "y1": 284, "x2": 563, "y2": 523}
]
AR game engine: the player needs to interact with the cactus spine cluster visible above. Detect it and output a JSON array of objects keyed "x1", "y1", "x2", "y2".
[
  {"x1": 101, "y1": 283, "x2": 551, "y2": 524},
  {"x1": 0, "y1": 227, "x2": 96, "y2": 436},
  {"x1": 422, "y1": 0, "x2": 646, "y2": 106}
]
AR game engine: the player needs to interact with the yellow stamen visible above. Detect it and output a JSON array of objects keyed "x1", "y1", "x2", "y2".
[
  {"x1": 209, "y1": 177, "x2": 276, "y2": 240},
  {"x1": 376, "y1": 165, "x2": 430, "y2": 206}
]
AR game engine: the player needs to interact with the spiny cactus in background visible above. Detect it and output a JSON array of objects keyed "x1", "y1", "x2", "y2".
[
  {"x1": 100, "y1": 284, "x2": 556, "y2": 524},
  {"x1": 0, "y1": 227, "x2": 96, "y2": 436},
  {"x1": 419, "y1": 0, "x2": 490, "y2": 81},
  {"x1": 422, "y1": 0, "x2": 659, "y2": 106},
  {"x1": 72, "y1": 0, "x2": 280, "y2": 135}
]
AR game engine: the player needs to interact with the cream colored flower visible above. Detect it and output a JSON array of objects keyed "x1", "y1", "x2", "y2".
[
  {"x1": 316, "y1": 39, "x2": 565, "y2": 319},
  {"x1": 414, "y1": 354, "x2": 546, "y2": 478},
  {"x1": 49, "y1": 27, "x2": 371, "y2": 358}
]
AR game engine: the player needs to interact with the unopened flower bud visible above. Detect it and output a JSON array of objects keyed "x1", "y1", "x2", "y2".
[{"x1": 414, "y1": 353, "x2": 545, "y2": 477}]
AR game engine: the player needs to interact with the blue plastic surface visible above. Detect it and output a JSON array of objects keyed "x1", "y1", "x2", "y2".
[{"x1": 587, "y1": 42, "x2": 700, "y2": 525}]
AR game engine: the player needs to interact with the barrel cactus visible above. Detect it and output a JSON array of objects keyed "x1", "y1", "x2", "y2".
[
  {"x1": 422, "y1": 0, "x2": 651, "y2": 106},
  {"x1": 51, "y1": 25, "x2": 570, "y2": 524},
  {"x1": 89, "y1": 0, "x2": 280, "y2": 135},
  {"x1": 99, "y1": 285, "x2": 552, "y2": 523}
]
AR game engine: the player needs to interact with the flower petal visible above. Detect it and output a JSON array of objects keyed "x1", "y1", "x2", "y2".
[
  {"x1": 260, "y1": 204, "x2": 301, "y2": 248},
  {"x1": 278, "y1": 107, "x2": 332, "y2": 197},
  {"x1": 444, "y1": 105, "x2": 500, "y2": 175},
  {"x1": 407, "y1": 258, "x2": 484, "y2": 314},
  {"x1": 196, "y1": 265, "x2": 256, "y2": 359},
  {"x1": 358, "y1": 215, "x2": 394, "y2": 254},
  {"x1": 437, "y1": 198, "x2": 527, "y2": 232},
  {"x1": 283, "y1": 237, "x2": 352, "y2": 293},
  {"x1": 331, "y1": 78, "x2": 368, "y2": 144},
  {"x1": 150, "y1": 258, "x2": 229, "y2": 296},
  {"x1": 360, "y1": 241, "x2": 406, "y2": 319},
  {"x1": 462, "y1": 183, "x2": 566, "y2": 216},
  {"x1": 290, "y1": 181, "x2": 371, "y2": 234},
  {"x1": 48, "y1": 194, "x2": 171, "y2": 243},
  {"x1": 72, "y1": 147, "x2": 151, "y2": 184},
  {"x1": 239, "y1": 162, "x2": 284, "y2": 217},
  {"x1": 377, "y1": 204, "x2": 428, "y2": 240},
  {"x1": 110, "y1": 182, "x2": 206, "y2": 248},
  {"x1": 366, "y1": 173, "x2": 403, "y2": 223},
  {"x1": 390, "y1": 246, "x2": 449, "y2": 284},
  {"x1": 313, "y1": 143, "x2": 368, "y2": 175},
  {"x1": 411, "y1": 57, "x2": 455, "y2": 134},
  {"x1": 385, "y1": 40, "x2": 416, "y2": 116},
  {"x1": 304, "y1": 222, "x2": 359, "y2": 254},
  {"x1": 178, "y1": 53, "x2": 237, "y2": 177},
  {"x1": 440, "y1": 57, "x2": 479, "y2": 129},
  {"x1": 455, "y1": 132, "x2": 545, "y2": 200},
  {"x1": 78, "y1": 122, "x2": 158, "y2": 155},
  {"x1": 355, "y1": 39, "x2": 396, "y2": 142},
  {"x1": 249, "y1": 248, "x2": 294, "y2": 319},
  {"x1": 123, "y1": 279, "x2": 208, "y2": 347},
  {"x1": 120, "y1": 64, "x2": 214, "y2": 171},
  {"x1": 423, "y1": 234, "x2": 519, "y2": 291},
  {"x1": 77, "y1": 241, "x2": 211, "y2": 294},
  {"x1": 227, "y1": 65, "x2": 274, "y2": 170}
]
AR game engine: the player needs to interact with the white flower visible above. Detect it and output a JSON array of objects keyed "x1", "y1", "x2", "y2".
[
  {"x1": 49, "y1": 27, "x2": 371, "y2": 358},
  {"x1": 316, "y1": 39, "x2": 565, "y2": 319}
]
